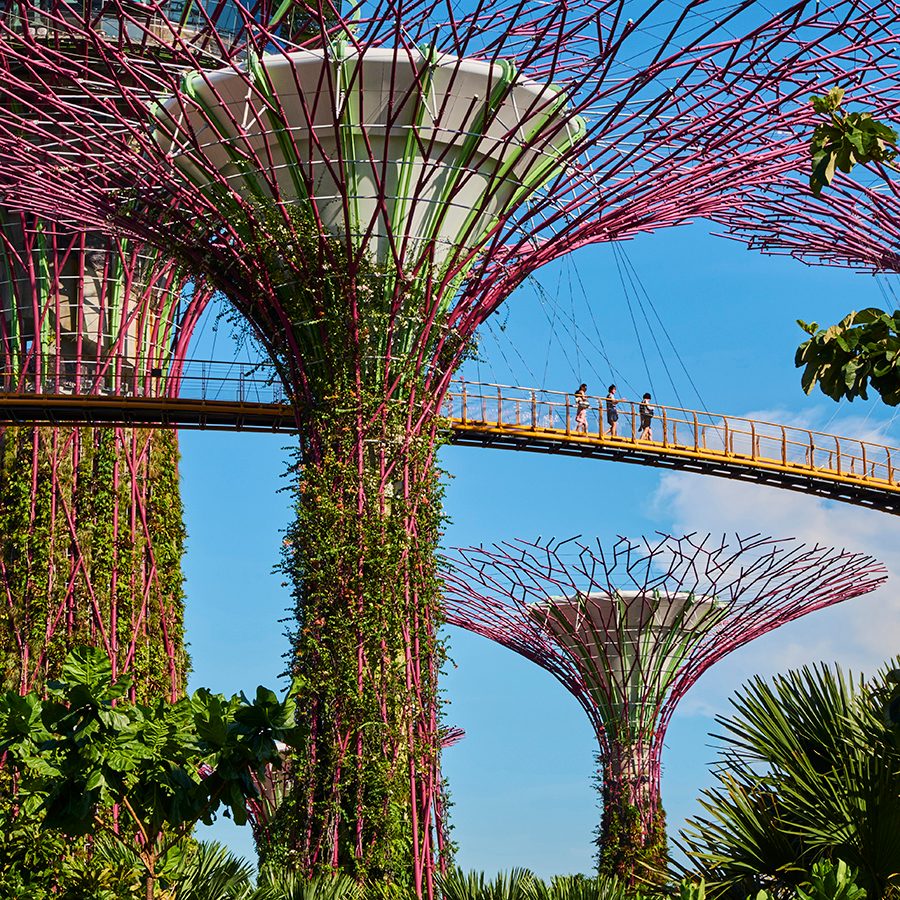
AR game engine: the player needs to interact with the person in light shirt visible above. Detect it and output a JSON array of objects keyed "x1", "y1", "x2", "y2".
[{"x1": 574, "y1": 383, "x2": 589, "y2": 434}]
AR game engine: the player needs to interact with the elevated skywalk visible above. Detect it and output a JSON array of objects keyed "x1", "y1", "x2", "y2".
[{"x1": 0, "y1": 364, "x2": 898, "y2": 514}]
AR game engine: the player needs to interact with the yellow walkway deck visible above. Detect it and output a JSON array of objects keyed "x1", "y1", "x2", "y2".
[{"x1": 1, "y1": 379, "x2": 897, "y2": 514}]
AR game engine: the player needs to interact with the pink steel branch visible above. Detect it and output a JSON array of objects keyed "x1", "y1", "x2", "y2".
[
  {"x1": 713, "y1": 173, "x2": 900, "y2": 274},
  {"x1": 441, "y1": 535, "x2": 886, "y2": 844}
]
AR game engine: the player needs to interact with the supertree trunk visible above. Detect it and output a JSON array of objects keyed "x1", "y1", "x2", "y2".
[
  {"x1": 274, "y1": 432, "x2": 442, "y2": 884},
  {"x1": 0, "y1": 213, "x2": 204, "y2": 698},
  {"x1": 599, "y1": 741, "x2": 666, "y2": 879},
  {"x1": 0, "y1": 425, "x2": 186, "y2": 700},
  {"x1": 252, "y1": 310, "x2": 448, "y2": 887}
]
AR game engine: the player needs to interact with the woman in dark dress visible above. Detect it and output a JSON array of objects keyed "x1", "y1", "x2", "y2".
[{"x1": 605, "y1": 384, "x2": 619, "y2": 436}]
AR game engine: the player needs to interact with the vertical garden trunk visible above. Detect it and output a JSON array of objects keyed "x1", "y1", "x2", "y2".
[
  {"x1": 0, "y1": 424, "x2": 187, "y2": 699},
  {"x1": 598, "y1": 741, "x2": 666, "y2": 882},
  {"x1": 257, "y1": 396, "x2": 446, "y2": 894}
]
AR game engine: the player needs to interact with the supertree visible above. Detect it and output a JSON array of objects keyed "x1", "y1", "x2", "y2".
[
  {"x1": 0, "y1": 0, "x2": 266, "y2": 699},
  {"x1": 0, "y1": 215, "x2": 211, "y2": 699},
  {"x1": 0, "y1": 0, "x2": 896, "y2": 889},
  {"x1": 441, "y1": 534, "x2": 886, "y2": 879}
]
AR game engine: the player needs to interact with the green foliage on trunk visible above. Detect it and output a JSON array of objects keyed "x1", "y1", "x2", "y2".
[
  {"x1": 0, "y1": 426, "x2": 187, "y2": 699},
  {"x1": 257, "y1": 398, "x2": 447, "y2": 888},
  {"x1": 598, "y1": 798, "x2": 667, "y2": 885}
]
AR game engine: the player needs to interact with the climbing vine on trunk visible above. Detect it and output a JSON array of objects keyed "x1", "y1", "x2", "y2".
[{"x1": 0, "y1": 425, "x2": 188, "y2": 700}]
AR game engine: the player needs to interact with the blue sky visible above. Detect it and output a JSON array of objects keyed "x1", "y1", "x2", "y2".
[{"x1": 180, "y1": 220, "x2": 900, "y2": 874}]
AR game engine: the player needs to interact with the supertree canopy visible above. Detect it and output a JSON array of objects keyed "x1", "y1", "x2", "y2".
[
  {"x1": 716, "y1": 174, "x2": 900, "y2": 273},
  {"x1": 442, "y1": 535, "x2": 886, "y2": 880},
  {"x1": 705, "y1": 56, "x2": 900, "y2": 272},
  {"x1": 0, "y1": 0, "x2": 897, "y2": 889},
  {"x1": 0, "y1": 213, "x2": 210, "y2": 699}
]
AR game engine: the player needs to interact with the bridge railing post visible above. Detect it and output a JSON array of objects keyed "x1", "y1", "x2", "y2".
[
  {"x1": 531, "y1": 391, "x2": 536, "y2": 430},
  {"x1": 861, "y1": 441, "x2": 867, "y2": 478},
  {"x1": 808, "y1": 433, "x2": 815, "y2": 469},
  {"x1": 781, "y1": 427, "x2": 787, "y2": 465},
  {"x1": 723, "y1": 418, "x2": 730, "y2": 456},
  {"x1": 692, "y1": 412, "x2": 699, "y2": 452},
  {"x1": 888, "y1": 449, "x2": 894, "y2": 484},
  {"x1": 565, "y1": 395, "x2": 571, "y2": 434},
  {"x1": 630, "y1": 402, "x2": 636, "y2": 441},
  {"x1": 462, "y1": 381, "x2": 468, "y2": 425},
  {"x1": 835, "y1": 436, "x2": 842, "y2": 475},
  {"x1": 661, "y1": 409, "x2": 667, "y2": 447},
  {"x1": 750, "y1": 422, "x2": 757, "y2": 460}
]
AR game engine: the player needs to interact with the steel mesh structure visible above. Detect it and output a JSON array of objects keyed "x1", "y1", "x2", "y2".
[
  {"x1": 0, "y1": 211, "x2": 212, "y2": 699},
  {"x1": 715, "y1": 175, "x2": 900, "y2": 273},
  {"x1": 442, "y1": 534, "x2": 886, "y2": 879},
  {"x1": 704, "y1": 64, "x2": 900, "y2": 273},
  {"x1": 0, "y1": 0, "x2": 897, "y2": 890}
]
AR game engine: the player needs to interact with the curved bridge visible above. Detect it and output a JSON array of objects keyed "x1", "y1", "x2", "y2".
[{"x1": 0, "y1": 364, "x2": 898, "y2": 514}]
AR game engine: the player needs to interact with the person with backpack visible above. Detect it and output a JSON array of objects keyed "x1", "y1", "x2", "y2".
[{"x1": 639, "y1": 392, "x2": 655, "y2": 440}]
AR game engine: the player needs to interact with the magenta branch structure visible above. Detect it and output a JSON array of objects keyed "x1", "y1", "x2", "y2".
[
  {"x1": 715, "y1": 174, "x2": 900, "y2": 274},
  {"x1": 1, "y1": 0, "x2": 898, "y2": 889},
  {"x1": 442, "y1": 534, "x2": 886, "y2": 879}
]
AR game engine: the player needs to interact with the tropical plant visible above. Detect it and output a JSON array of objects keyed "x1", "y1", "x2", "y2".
[
  {"x1": 679, "y1": 661, "x2": 900, "y2": 899},
  {"x1": 436, "y1": 868, "x2": 541, "y2": 900},
  {"x1": 529, "y1": 874, "x2": 639, "y2": 900},
  {"x1": 0, "y1": 646, "x2": 305, "y2": 899},
  {"x1": 796, "y1": 860, "x2": 867, "y2": 900},
  {"x1": 253, "y1": 870, "x2": 364, "y2": 900},
  {"x1": 809, "y1": 87, "x2": 897, "y2": 196},
  {"x1": 795, "y1": 309, "x2": 900, "y2": 406}
]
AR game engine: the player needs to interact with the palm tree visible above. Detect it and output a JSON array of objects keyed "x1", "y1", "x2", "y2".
[{"x1": 679, "y1": 660, "x2": 900, "y2": 899}]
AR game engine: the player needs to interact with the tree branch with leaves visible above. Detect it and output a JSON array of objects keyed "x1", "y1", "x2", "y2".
[
  {"x1": 809, "y1": 87, "x2": 898, "y2": 196},
  {"x1": 0, "y1": 647, "x2": 305, "y2": 900}
]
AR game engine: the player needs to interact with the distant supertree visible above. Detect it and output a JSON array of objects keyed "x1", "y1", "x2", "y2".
[
  {"x1": 442, "y1": 535, "x2": 886, "y2": 879},
  {"x1": 0, "y1": 0, "x2": 896, "y2": 889},
  {"x1": 0, "y1": 212, "x2": 209, "y2": 699}
]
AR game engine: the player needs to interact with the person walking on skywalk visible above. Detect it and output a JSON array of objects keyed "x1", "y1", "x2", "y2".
[
  {"x1": 605, "y1": 385, "x2": 619, "y2": 437},
  {"x1": 639, "y1": 392, "x2": 655, "y2": 440},
  {"x1": 575, "y1": 383, "x2": 589, "y2": 434}
]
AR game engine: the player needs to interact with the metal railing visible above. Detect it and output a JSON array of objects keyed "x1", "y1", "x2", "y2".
[
  {"x1": 2, "y1": 362, "x2": 898, "y2": 489},
  {"x1": 0, "y1": 357, "x2": 287, "y2": 406},
  {"x1": 444, "y1": 381, "x2": 900, "y2": 487}
]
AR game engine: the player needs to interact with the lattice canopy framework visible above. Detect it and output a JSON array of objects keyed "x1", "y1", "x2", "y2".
[
  {"x1": 715, "y1": 175, "x2": 900, "y2": 274},
  {"x1": 0, "y1": 0, "x2": 897, "y2": 890},
  {"x1": 442, "y1": 535, "x2": 886, "y2": 879},
  {"x1": 703, "y1": 44, "x2": 900, "y2": 273}
]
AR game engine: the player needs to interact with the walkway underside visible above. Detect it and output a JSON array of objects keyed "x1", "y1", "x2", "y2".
[
  {"x1": 1, "y1": 388, "x2": 898, "y2": 515},
  {"x1": 449, "y1": 424, "x2": 900, "y2": 514}
]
